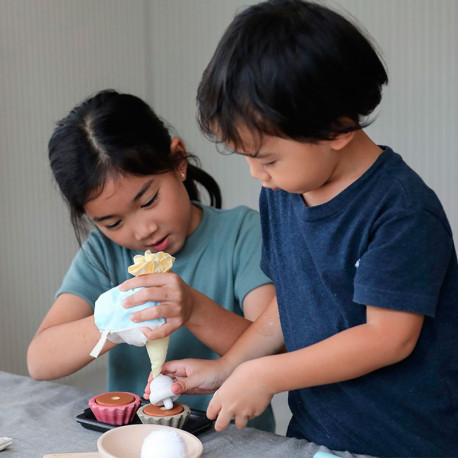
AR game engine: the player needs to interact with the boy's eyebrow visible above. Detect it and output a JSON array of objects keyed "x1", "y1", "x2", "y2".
[
  {"x1": 233, "y1": 149, "x2": 272, "y2": 159},
  {"x1": 92, "y1": 179, "x2": 154, "y2": 222}
]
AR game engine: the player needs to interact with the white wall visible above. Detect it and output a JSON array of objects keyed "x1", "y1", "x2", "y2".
[
  {"x1": 148, "y1": 0, "x2": 458, "y2": 218},
  {"x1": 1, "y1": 0, "x2": 457, "y2": 433}
]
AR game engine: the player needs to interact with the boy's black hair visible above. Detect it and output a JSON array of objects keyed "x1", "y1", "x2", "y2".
[
  {"x1": 197, "y1": 0, "x2": 388, "y2": 151},
  {"x1": 49, "y1": 89, "x2": 222, "y2": 245}
]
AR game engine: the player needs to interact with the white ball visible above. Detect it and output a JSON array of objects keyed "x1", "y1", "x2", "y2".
[{"x1": 141, "y1": 429, "x2": 187, "y2": 458}]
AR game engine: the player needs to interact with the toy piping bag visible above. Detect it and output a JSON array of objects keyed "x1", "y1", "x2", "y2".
[
  {"x1": 128, "y1": 250, "x2": 175, "y2": 379},
  {"x1": 129, "y1": 251, "x2": 179, "y2": 409},
  {"x1": 90, "y1": 250, "x2": 175, "y2": 361}
]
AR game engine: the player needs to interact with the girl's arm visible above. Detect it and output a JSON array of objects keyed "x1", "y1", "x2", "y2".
[
  {"x1": 207, "y1": 305, "x2": 424, "y2": 431},
  {"x1": 121, "y1": 272, "x2": 275, "y2": 356},
  {"x1": 183, "y1": 283, "x2": 276, "y2": 355},
  {"x1": 27, "y1": 293, "x2": 116, "y2": 380}
]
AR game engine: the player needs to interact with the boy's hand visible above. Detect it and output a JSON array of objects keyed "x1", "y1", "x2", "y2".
[
  {"x1": 161, "y1": 358, "x2": 229, "y2": 396},
  {"x1": 206, "y1": 359, "x2": 274, "y2": 431}
]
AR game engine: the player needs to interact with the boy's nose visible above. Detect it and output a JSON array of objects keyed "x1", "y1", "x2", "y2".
[{"x1": 245, "y1": 157, "x2": 270, "y2": 182}]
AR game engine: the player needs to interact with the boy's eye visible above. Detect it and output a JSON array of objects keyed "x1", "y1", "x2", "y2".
[
  {"x1": 142, "y1": 191, "x2": 159, "y2": 208},
  {"x1": 263, "y1": 161, "x2": 276, "y2": 168}
]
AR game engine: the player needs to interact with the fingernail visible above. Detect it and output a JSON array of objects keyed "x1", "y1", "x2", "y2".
[{"x1": 130, "y1": 314, "x2": 137, "y2": 322}]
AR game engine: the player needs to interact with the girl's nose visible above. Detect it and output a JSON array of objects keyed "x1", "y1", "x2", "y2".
[{"x1": 134, "y1": 218, "x2": 158, "y2": 241}]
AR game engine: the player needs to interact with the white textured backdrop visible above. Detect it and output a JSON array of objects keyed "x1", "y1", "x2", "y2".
[{"x1": 1, "y1": 0, "x2": 457, "y2": 433}]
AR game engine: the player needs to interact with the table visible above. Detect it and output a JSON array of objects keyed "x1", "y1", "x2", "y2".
[{"x1": 0, "y1": 371, "x2": 367, "y2": 457}]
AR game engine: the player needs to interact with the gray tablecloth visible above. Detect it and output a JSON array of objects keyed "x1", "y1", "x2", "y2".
[{"x1": 0, "y1": 371, "x2": 368, "y2": 457}]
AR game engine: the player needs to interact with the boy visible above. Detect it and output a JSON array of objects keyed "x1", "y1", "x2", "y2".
[{"x1": 161, "y1": 1, "x2": 458, "y2": 456}]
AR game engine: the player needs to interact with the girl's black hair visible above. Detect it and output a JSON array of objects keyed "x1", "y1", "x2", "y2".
[
  {"x1": 49, "y1": 90, "x2": 221, "y2": 244},
  {"x1": 197, "y1": 0, "x2": 388, "y2": 151}
]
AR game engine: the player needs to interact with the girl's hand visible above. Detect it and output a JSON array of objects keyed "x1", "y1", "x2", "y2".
[
  {"x1": 206, "y1": 359, "x2": 274, "y2": 431},
  {"x1": 143, "y1": 371, "x2": 153, "y2": 400},
  {"x1": 119, "y1": 272, "x2": 196, "y2": 339},
  {"x1": 161, "y1": 358, "x2": 229, "y2": 396}
]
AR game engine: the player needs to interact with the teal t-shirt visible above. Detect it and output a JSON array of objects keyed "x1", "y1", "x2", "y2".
[{"x1": 57, "y1": 202, "x2": 275, "y2": 432}]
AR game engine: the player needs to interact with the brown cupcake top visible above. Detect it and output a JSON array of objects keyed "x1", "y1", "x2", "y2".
[
  {"x1": 143, "y1": 402, "x2": 184, "y2": 417},
  {"x1": 95, "y1": 392, "x2": 135, "y2": 406}
]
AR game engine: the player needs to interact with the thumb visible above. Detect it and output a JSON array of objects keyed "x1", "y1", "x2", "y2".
[
  {"x1": 171, "y1": 380, "x2": 187, "y2": 395},
  {"x1": 171, "y1": 373, "x2": 215, "y2": 395},
  {"x1": 171, "y1": 375, "x2": 203, "y2": 394}
]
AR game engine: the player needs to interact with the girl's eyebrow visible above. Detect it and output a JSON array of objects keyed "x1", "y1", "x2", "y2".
[
  {"x1": 133, "y1": 179, "x2": 154, "y2": 202},
  {"x1": 92, "y1": 179, "x2": 154, "y2": 222}
]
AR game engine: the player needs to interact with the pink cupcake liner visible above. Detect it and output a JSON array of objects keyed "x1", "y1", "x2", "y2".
[{"x1": 88, "y1": 392, "x2": 141, "y2": 426}]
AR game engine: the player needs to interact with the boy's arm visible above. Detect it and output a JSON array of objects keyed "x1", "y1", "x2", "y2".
[{"x1": 208, "y1": 305, "x2": 424, "y2": 431}]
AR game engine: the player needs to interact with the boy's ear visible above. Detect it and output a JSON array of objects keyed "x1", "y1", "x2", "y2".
[
  {"x1": 170, "y1": 137, "x2": 188, "y2": 180},
  {"x1": 329, "y1": 131, "x2": 355, "y2": 151}
]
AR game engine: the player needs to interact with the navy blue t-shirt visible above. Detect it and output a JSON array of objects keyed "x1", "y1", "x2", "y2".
[{"x1": 260, "y1": 147, "x2": 458, "y2": 457}]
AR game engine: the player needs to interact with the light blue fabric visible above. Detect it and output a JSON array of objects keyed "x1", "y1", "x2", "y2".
[
  {"x1": 56, "y1": 203, "x2": 275, "y2": 432},
  {"x1": 94, "y1": 286, "x2": 163, "y2": 332}
]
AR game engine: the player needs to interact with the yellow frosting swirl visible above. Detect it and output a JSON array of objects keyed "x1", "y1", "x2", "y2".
[{"x1": 128, "y1": 250, "x2": 175, "y2": 277}]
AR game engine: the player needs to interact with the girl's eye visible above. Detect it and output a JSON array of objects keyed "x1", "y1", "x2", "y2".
[
  {"x1": 105, "y1": 220, "x2": 121, "y2": 230},
  {"x1": 142, "y1": 191, "x2": 159, "y2": 208},
  {"x1": 263, "y1": 161, "x2": 276, "y2": 168}
]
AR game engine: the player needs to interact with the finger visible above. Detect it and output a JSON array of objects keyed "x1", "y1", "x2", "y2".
[
  {"x1": 119, "y1": 273, "x2": 174, "y2": 291},
  {"x1": 234, "y1": 414, "x2": 249, "y2": 429},
  {"x1": 141, "y1": 325, "x2": 172, "y2": 341},
  {"x1": 161, "y1": 360, "x2": 189, "y2": 377},
  {"x1": 143, "y1": 371, "x2": 153, "y2": 398},
  {"x1": 170, "y1": 375, "x2": 208, "y2": 395},
  {"x1": 129, "y1": 304, "x2": 168, "y2": 323},
  {"x1": 206, "y1": 392, "x2": 221, "y2": 421},
  {"x1": 122, "y1": 288, "x2": 173, "y2": 308},
  {"x1": 170, "y1": 380, "x2": 186, "y2": 395},
  {"x1": 213, "y1": 406, "x2": 233, "y2": 432}
]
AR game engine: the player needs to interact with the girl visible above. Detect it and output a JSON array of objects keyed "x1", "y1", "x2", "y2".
[
  {"x1": 160, "y1": 0, "x2": 458, "y2": 456},
  {"x1": 27, "y1": 89, "x2": 275, "y2": 432}
]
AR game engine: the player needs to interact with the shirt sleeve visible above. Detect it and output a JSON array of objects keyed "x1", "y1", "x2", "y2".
[
  {"x1": 55, "y1": 232, "x2": 116, "y2": 308},
  {"x1": 232, "y1": 208, "x2": 273, "y2": 306},
  {"x1": 353, "y1": 208, "x2": 453, "y2": 316}
]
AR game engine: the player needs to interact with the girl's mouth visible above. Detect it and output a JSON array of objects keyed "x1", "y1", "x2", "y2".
[{"x1": 150, "y1": 235, "x2": 169, "y2": 252}]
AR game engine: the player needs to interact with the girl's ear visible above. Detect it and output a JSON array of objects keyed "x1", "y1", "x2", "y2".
[
  {"x1": 170, "y1": 137, "x2": 188, "y2": 181},
  {"x1": 329, "y1": 131, "x2": 355, "y2": 151}
]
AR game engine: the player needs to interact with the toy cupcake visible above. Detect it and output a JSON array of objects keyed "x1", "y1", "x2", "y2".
[
  {"x1": 137, "y1": 373, "x2": 190, "y2": 428},
  {"x1": 88, "y1": 391, "x2": 141, "y2": 425},
  {"x1": 137, "y1": 402, "x2": 191, "y2": 428}
]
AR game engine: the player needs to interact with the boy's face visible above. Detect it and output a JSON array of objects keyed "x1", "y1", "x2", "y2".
[{"x1": 231, "y1": 130, "x2": 342, "y2": 202}]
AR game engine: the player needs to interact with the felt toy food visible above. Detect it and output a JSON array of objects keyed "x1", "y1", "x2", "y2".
[
  {"x1": 88, "y1": 391, "x2": 141, "y2": 425},
  {"x1": 137, "y1": 401, "x2": 191, "y2": 428}
]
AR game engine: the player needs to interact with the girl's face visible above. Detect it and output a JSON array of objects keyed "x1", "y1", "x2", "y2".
[{"x1": 84, "y1": 168, "x2": 200, "y2": 255}]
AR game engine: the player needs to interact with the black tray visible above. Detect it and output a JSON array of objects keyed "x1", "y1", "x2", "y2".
[{"x1": 76, "y1": 404, "x2": 213, "y2": 436}]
